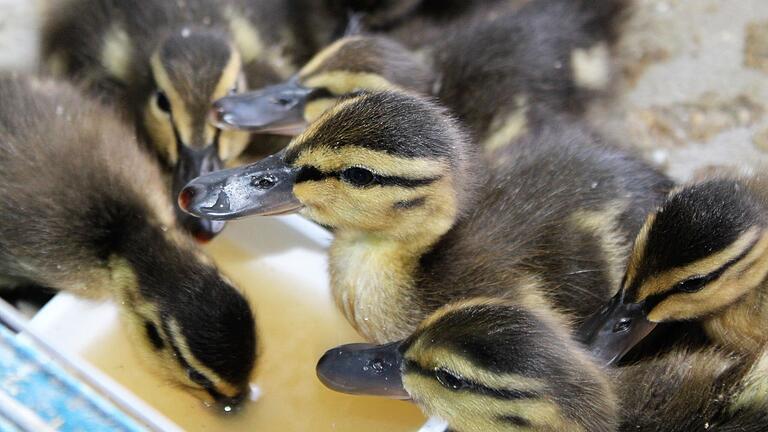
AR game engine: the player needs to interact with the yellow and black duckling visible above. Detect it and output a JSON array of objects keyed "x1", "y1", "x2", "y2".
[
  {"x1": 210, "y1": 0, "x2": 629, "y2": 153},
  {"x1": 181, "y1": 90, "x2": 671, "y2": 343},
  {"x1": 41, "y1": 0, "x2": 351, "y2": 241},
  {"x1": 581, "y1": 176, "x2": 768, "y2": 365},
  {"x1": 0, "y1": 75, "x2": 257, "y2": 407},
  {"x1": 316, "y1": 298, "x2": 768, "y2": 432}
]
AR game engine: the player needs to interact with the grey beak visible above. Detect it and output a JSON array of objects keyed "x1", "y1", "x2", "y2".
[
  {"x1": 178, "y1": 149, "x2": 302, "y2": 220},
  {"x1": 577, "y1": 292, "x2": 658, "y2": 366},
  {"x1": 210, "y1": 80, "x2": 311, "y2": 135},
  {"x1": 316, "y1": 341, "x2": 411, "y2": 399}
]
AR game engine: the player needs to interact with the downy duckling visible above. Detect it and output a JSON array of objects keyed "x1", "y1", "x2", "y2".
[
  {"x1": 41, "y1": 0, "x2": 344, "y2": 241},
  {"x1": 0, "y1": 75, "x2": 257, "y2": 406},
  {"x1": 181, "y1": 90, "x2": 671, "y2": 343},
  {"x1": 581, "y1": 177, "x2": 768, "y2": 365},
  {"x1": 211, "y1": 0, "x2": 628, "y2": 153},
  {"x1": 316, "y1": 298, "x2": 768, "y2": 432}
]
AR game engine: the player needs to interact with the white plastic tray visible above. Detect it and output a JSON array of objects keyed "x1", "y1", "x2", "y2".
[{"x1": 29, "y1": 215, "x2": 445, "y2": 432}]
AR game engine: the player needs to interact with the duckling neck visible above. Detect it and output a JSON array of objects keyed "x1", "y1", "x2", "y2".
[
  {"x1": 704, "y1": 286, "x2": 768, "y2": 354},
  {"x1": 329, "y1": 225, "x2": 450, "y2": 343},
  {"x1": 703, "y1": 234, "x2": 768, "y2": 353}
]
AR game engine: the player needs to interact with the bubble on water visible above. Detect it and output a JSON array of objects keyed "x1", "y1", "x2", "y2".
[{"x1": 223, "y1": 405, "x2": 232, "y2": 413}]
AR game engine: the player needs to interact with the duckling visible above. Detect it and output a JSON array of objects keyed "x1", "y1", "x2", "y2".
[
  {"x1": 211, "y1": 0, "x2": 629, "y2": 153},
  {"x1": 41, "y1": 0, "x2": 348, "y2": 241},
  {"x1": 180, "y1": 90, "x2": 671, "y2": 343},
  {"x1": 0, "y1": 75, "x2": 257, "y2": 407},
  {"x1": 581, "y1": 176, "x2": 768, "y2": 365},
  {"x1": 316, "y1": 298, "x2": 768, "y2": 432}
]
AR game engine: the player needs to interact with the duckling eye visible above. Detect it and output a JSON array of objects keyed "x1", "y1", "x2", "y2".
[
  {"x1": 434, "y1": 368, "x2": 466, "y2": 391},
  {"x1": 674, "y1": 275, "x2": 709, "y2": 294},
  {"x1": 156, "y1": 90, "x2": 172, "y2": 113},
  {"x1": 342, "y1": 167, "x2": 375, "y2": 187}
]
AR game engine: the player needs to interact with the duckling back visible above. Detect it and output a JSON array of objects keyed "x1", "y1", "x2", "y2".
[
  {"x1": 433, "y1": 0, "x2": 629, "y2": 148},
  {"x1": 418, "y1": 111, "x2": 672, "y2": 326},
  {"x1": 616, "y1": 347, "x2": 768, "y2": 432},
  {"x1": 42, "y1": 0, "x2": 329, "y2": 90},
  {"x1": 0, "y1": 75, "x2": 172, "y2": 289}
]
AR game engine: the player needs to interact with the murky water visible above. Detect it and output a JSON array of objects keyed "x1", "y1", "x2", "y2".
[{"x1": 85, "y1": 239, "x2": 424, "y2": 431}]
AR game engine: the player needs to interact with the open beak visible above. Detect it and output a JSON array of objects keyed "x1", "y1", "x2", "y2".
[
  {"x1": 210, "y1": 79, "x2": 311, "y2": 135},
  {"x1": 577, "y1": 292, "x2": 658, "y2": 366},
  {"x1": 172, "y1": 144, "x2": 226, "y2": 242},
  {"x1": 316, "y1": 341, "x2": 411, "y2": 399},
  {"x1": 178, "y1": 149, "x2": 302, "y2": 220}
]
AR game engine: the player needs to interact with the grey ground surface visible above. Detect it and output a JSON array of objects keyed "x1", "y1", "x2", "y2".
[{"x1": 1, "y1": 0, "x2": 767, "y2": 181}]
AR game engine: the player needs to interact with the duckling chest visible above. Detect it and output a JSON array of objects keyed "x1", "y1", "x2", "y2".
[{"x1": 329, "y1": 238, "x2": 421, "y2": 343}]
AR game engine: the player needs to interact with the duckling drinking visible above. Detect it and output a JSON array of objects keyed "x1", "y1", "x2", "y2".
[
  {"x1": 41, "y1": 0, "x2": 344, "y2": 241},
  {"x1": 211, "y1": 0, "x2": 629, "y2": 152},
  {"x1": 317, "y1": 298, "x2": 768, "y2": 432},
  {"x1": 0, "y1": 75, "x2": 257, "y2": 407},
  {"x1": 581, "y1": 176, "x2": 768, "y2": 365},
  {"x1": 181, "y1": 90, "x2": 671, "y2": 343}
]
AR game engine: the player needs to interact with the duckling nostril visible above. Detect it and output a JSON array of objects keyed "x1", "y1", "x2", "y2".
[
  {"x1": 251, "y1": 174, "x2": 277, "y2": 190},
  {"x1": 613, "y1": 318, "x2": 632, "y2": 333},
  {"x1": 271, "y1": 96, "x2": 294, "y2": 107}
]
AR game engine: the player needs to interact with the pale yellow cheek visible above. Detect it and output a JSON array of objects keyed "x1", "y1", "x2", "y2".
[
  {"x1": 143, "y1": 104, "x2": 177, "y2": 164},
  {"x1": 218, "y1": 130, "x2": 251, "y2": 161},
  {"x1": 294, "y1": 181, "x2": 401, "y2": 230}
]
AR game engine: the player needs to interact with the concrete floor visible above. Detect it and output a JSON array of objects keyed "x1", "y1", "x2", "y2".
[
  {"x1": 599, "y1": 0, "x2": 768, "y2": 180},
  {"x1": 1, "y1": 0, "x2": 767, "y2": 181}
]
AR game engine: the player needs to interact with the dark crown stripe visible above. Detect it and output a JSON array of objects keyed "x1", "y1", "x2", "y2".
[{"x1": 403, "y1": 359, "x2": 540, "y2": 401}]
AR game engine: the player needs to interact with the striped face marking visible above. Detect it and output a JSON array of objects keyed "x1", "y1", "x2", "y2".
[
  {"x1": 145, "y1": 31, "x2": 249, "y2": 166},
  {"x1": 282, "y1": 93, "x2": 458, "y2": 236},
  {"x1": 625, "y1": 226, "x2": 768, "y2": 322},
  {"x1": 399, "y1": 299, "x2": 600, "y2": 432}
]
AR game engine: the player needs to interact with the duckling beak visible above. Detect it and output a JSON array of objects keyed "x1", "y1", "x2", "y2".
[
  {"x1": 178, "y1": 149, "x2": 302, "y2": 220},
  {"x1": 210, "y1": 80, "x2": 311, "y2": 135},
  {"x1": 172, "y1": 144, "x2": 226, "y2": 242},
  {"x1": 577, "y1": 293, "x2": 657, "y2": 366},
  {"x1": 316, "y1": 341, "x2": 411, "y2": 399}
]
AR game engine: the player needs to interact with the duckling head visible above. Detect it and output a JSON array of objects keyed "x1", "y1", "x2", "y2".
[
  {"x1": 580, "y1": 179, "x2": 768, "y2": 364},
  {"x1": 181, "y1": 91, "x2": 478, "y2": 243},
  {"x1": 109, "y1": 228, "x2": 257, "y2": 408},
  {"x1": 317, "y1": 299, "x2": 617, "y2": 432},
  {"x1": 209, "y1": 36, "x2": 432, "y2": 136},
  {"x1": 144, "y1": 28, "x2": 249, "y2": 241}
]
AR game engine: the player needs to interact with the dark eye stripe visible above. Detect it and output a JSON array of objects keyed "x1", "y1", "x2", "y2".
[
  {"x1": 144, "y1": 321, "x2": 165, "y2": 350},
  {"x1": 295, "y1": 166, "x2": 441, "y2": 188},
  {"x1": 498, "y1": 415, "x2": 531, "y2": 427},
  {"x1": 639, "y1": 236, "x2": 760, "y2": 306},
  {"x1": 402, "y1": 359, "x2": 540, "y2": 401},
  {"x1": 162, "y1": 321, "x2": 225, "y2": 400}
]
